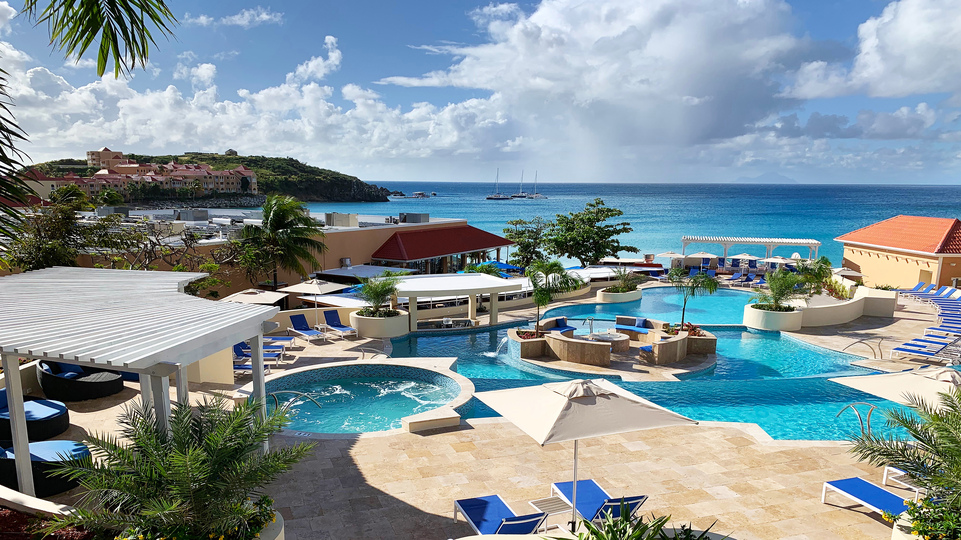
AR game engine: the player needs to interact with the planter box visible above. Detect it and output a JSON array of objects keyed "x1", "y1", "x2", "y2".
[
  {"x1": 261, "y1": 512, "x2": 285, "y2": 540},
  {"x1": 0, "y1": 360, "x2": 40, "y2": 395},
  {"x1": 595, "y1": 287, "x2": 643, "y2": 303},
  {"x1": 349, "y1": 310, "x2": 410, "y2": 338},
  {"x1": 686, "y1": 330, "x2": 717, "y2": 355},
  {"x1": 743, "y1": 304, "x2": 803, "y2": 331},
  {"x1": 508, "y1": 328, "x2": 546, "y2": 358}
]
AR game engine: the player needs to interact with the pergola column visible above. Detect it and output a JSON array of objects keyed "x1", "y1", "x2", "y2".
[
  {"x1": 250, "y1": 333, "x2": 268, "y2": 452},
  {"x1": 490, "y1": 293, "x2": 499, "y2": 325},
  {"x1": 150, "y1": 374, "x2": 171, "y2": 432},
  {"x1": 2, "y1": 353, "x2": 34, "y2": 496},
  {"x1": 407, "y1": 296, "x2": 418, "y2": 332},
  {"x1": 496, "y1": 248, "x2": 502, "y2": 262},
  {"x1": 468, "y1": 294, "x2": 477, "y2": 322},
  {"x1": 175, "y1": 365, "x2": 190, "y2": 404},
  {"x1": 140, "y1": 375, "x2": 154, "y2": 408}
]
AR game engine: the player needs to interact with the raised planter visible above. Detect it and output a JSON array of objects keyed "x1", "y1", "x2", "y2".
[
  {"x1": 743, "y1": 304, "x2": 803, "y2": 331},
  {"x1": 508, "y1": 328, "x2": 546, "y2": 358},
  {"x1": 595, "y1": 287, "x2": 643, "y2": 303},
  {"x1": 685, "y1": 330, "x2": 717, "y2": 355},
  {"x1": 260, "y1": 512, "x2": 285, "y2": 540},
  {"x1": 349, "y1": 310, "x2": 410, "y2": 338}
]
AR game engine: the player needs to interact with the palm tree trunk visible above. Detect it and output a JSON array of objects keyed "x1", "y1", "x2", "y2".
[
  {"x1": 680, "y1": 298, "x2": 687, "y2": 328},
  {"x1": 273, "y1": 263, "x2": 279, "y2": 291}
]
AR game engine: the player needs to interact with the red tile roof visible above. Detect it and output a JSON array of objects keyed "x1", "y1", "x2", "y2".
[
  {"x1": 836, "y1": 215, "x2": 961, "y2": 254},
  {"x1": 371, "y1": 225, "x2": 513, "y2": 262}
]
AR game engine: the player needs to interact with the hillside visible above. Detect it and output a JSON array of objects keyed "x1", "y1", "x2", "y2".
[{"x1": 33, "y1": 154, "x2": 391, "y2": 202}]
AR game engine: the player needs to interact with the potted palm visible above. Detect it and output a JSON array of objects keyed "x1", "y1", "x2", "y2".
[
  {"x1": 666, "y1": 268, "x2": 719, "y2": 328},
  {"x1": 743, "y1": 269, "x2": 806, "y2": 331},
  {"x1": 596, "y1": 267, "x2": 645, "y2": 303},
  {"x1": 526, "y1": 260, "x2": 583, "y2": 333},
  {"x1": 41, "y1": 395, "x2": 313, "y2": 540},
  {"x1": 349, "y1": 271, "x2": 410, "y2": 338}
]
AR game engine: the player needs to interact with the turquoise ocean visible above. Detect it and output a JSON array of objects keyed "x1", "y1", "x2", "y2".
[{"x1": 305, "y1": 182, "x2": 961, "y2": 266}]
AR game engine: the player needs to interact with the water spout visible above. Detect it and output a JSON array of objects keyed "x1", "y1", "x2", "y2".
[
  {"x1": 495, "y1": 336, "x2": 509, "y2": 355},
  {"x1": 582, "y1": 317, "x2": 595, "y2": 335}
]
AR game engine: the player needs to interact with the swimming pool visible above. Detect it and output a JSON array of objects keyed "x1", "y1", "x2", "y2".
[
  {"x1": 265, "y1": 365, "x2": 461, "y2": 433},
  {"x1": 390, "y1": 325, "x2": 903, "y2": 441},
  {"x1": 543, "y1": 286, "x2": 753, "y2": 325}
]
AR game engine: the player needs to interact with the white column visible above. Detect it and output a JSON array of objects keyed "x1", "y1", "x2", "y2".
[
  {"x1": 407, "y1": 296, "x2": 418, "y2": 332},
  {"x1": 250, "y1": 333, "x2": 268, "y2": 452},
  {"x1": 468, "y1": 294, "x2": 477, "y2": 322},
  {"x1": 150, "y1": 375, "x2": 171, "y2": 432},
  {"x1": 490, "y1": 294, "x2": 499, "y2": 325},
  {"x1": 2, "y1": 353, "x2": 34, "y2": 496},
  {"x1": 175, "y1": 365, "x2": 190, "y2": 404},
  {"x1": 140, "y1": 374, "x2": 154, "y2": 409}
]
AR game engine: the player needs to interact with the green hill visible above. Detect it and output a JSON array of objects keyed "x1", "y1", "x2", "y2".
[{"x1": 33, "y1": 154, "x2": 391, "y2": 203}]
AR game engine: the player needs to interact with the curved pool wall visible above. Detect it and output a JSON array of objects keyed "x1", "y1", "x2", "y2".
[
  {"x1": 390, "y1": 323, "x2": 907, "y2": 441},
  {"x1": 544, "y1": 286, "x2": 754, "y2": 325},
  {"x1": 259, "y1": 362, "x2": 474, "y2": 434}
]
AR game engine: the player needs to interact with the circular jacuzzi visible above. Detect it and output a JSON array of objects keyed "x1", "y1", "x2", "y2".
[{"x1": 265, "y1": 364, "x2": 465, "y2": 434}]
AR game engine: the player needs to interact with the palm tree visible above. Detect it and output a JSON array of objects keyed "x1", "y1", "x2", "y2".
[
  {"x1": 43, "y1": 395, "x2": 314, "y2": 540},
  {"x1": 796, "y1": 256, "x2": 833, "y2": 294},
  {"x1": 666, "y1": 268, "x2": 719, "y2": 328},
  {"x1": 849, "y1": 387, "x2": 961, "y2": 510},
  {"x1": 526, "y1": 260, "x2": 583, "y2": 332},
  {"x1": 750, "y1": 268, "x2": 807, "y2": 311},
  {"x1": 357, "y1": 271, "x2": 402, "y2": 317},
  {"x1": 240, "y1": 195, "x2": 326, "y2": 290}
]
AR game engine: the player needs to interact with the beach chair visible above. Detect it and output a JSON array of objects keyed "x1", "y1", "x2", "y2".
[
  {"x1": 238, "y1": 341, "x2": 287, "y2": 362},
  {"x1": 701, "y1": 258, "x2": 711, "y2": 270},
  {"x1": 915, "y1": 286, "x2": 952, "y2": 301},
  {"x1": 232, "y1": 343, "x2": 282, "y2": 363},
  {"x1": 821, "y1": 477, "x2": 908, "y2": 517},
  {"x1": 893, "y1": 346, "x2": 939, "y2": 357},
  {"x1": 729, "y1": 259, "x2": 740, "y2": 273},
  {"x1": 706, "y1": 269, "x2": 716, "y2": 278},
  {"x1": 752, "y1": 277, "x2": 767, "y2": 288},
  {"x1": 882, "y1": 467, "x2": 924, "y2": 500},
  {"x1": 725, "y1": 272, "x2": 742, "y2": 282},
  {"x1": 905, "y1": 284, "x2": 937, "y2": 299},
  {"x1": 264, "y1": 335, "x2": 298, "y2": 346},
  {"x1": 319, "y1": 310, "x2": 358, "y2": 340},
  {"x1": 747, "y1": 260, "x2": 758, "y2": 273},
  {"x1": 288, "y1": 314, "x2": 327, "y2": 343},
  {"x1": 737, "y1": 274, "x2": 756, "y2": 287},
  {"x1": 551, "y1": 479, "x2": 647, "y2": 522},
  {"x1": 687, "y1": 268, "x2": 698, "y2": 278},
  {"x1": 716, "y1": 257, "x2": 726, "y2": 270},
  {"x1": 897, "y1": 282, "x2": 926, "y2": 293},
  {"x1": 453, "y1": 494, "x2": 547, "y2": 535}
]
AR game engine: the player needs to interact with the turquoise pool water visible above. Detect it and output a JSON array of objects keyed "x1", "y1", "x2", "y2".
[
  {"x1": 543, "y1": 286, "x2": 754, "y2": 325},
  {"x1": 276, "y1": 377, "x2": 459, "y2": 433},
  {"x1": 391, "y1": 325, "x2": 904, "y2": 441}
]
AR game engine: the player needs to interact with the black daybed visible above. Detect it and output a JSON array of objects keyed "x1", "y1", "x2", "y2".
[
  {"x1": 38, "y1": 361, "x2": 124, "y2": 402},
  {"x1": 0, "y1": 440, "x2": 89, "y2": 496},
  {"x1": 0, "y1": 388, "x2": 70, "y2": 441}
]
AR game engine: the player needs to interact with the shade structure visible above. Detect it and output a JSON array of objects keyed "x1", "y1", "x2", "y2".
[
  {"x1": 829, "y1": 368, "x2": 961, "y2": 408},
  {"x1": 684, "y1": 251, "x2": 717, "y2": 259},
  {"x1": 656, "y1": 251, "x2": 684, "y2": 258},
  {"x1": 279, "y1": 279, "x2": 348, "y2": 296},
  {"x1": 762, "y1": 256, "x2": 793, "y2": 264},
  {"x1": 833, "y1": 267, "x2": 865, "y2": 278},
  {"x1": 221, "y1": 288, "x2": 288, "y2": 305},
  {"x1": 727, "y1": 252, "x2": 761, "y2": 261},
  {"x1": 475, "y1": 379, "x2": 696, "y2": 529}
]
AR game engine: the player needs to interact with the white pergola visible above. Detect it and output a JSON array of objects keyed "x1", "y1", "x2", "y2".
[
  {"x1": 394, "y1": 273, "x2": 522, "y2": 331},
  {"x1": 0, "y1": 267, "x2": 279, "y2": 497},
  {"x1": 681, "y1": 236, "x2": 821, "y2": 259}
]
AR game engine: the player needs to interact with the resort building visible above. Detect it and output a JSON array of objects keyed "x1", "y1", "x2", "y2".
[
  {"x1": 836, "y1": 215, "x2": 961, "y2": 288},
  {"x1": 370, "y1": 225, "x2": 514, "y2": 273},
  {"x1": 85, "y1": 146, "x2": 125, "y2": 168}
]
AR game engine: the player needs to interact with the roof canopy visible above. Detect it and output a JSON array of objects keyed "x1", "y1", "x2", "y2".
[
  {"x1": 221, "y1": 288, "x2": 288, "y2": 305},
  {"x1": 835, "y1": 215, "x2": 961, "y2": 255},
  {"x1": 0, "y1": 267, "x2": 279, "y2": 374},
  {"x1": 395, "y1": 273, "x2": 522, "y2": 296},
  {"x1": 682, "y1": 236, "x2": 820, "y2": 247},
  {"x1": 371, "y1": 225, "x2": 512, "y2": 262},
  {"x1": 315, "y1": 264, "x2": 415, "y2": 280}
]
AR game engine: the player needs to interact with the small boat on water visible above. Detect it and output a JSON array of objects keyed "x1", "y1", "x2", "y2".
[
  {"x1": 527, "y1": 171, "x2": 547, "y2": 199},
  {"x1": 511, "y1": 170, "x2": 530, "y2": 199},
  {"x1": 395, "y1": 191, "x2": 432, "y2": 199},
  {"x1": 486, "y1": 168, "x2": 510, "y2": 200}
]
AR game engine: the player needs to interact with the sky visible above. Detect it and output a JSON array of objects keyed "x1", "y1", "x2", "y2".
[{"x1": 2, "y1": 0, "x2": 961, "y2": 184}]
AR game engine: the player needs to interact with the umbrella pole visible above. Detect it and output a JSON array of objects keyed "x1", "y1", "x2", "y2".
[{"x1": 570, "y1": 439, "x2": 578, "y2": 532}]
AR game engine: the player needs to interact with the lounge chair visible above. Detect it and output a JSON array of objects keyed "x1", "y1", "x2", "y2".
[
  {"x1": 905, "y1": 284, "x2": 937, "y2": 299},
  {"x1": 0, "y1": 388, "x2": 69, "y2": 442},
  {"x1": 320, "y1": 310, "x2": 358, "y2": 340},
  {"x1": 551, "y1": 479, "x2": 647, "y2": 522},
  {"x1": 915, "y1": 286, "x2": 952, "y2": 301},
  {"x1": 752, "y1": 277, "x2": 767, "y2": 288},
  {"x1": 0, "y1": 440, "x2": 90, "y2": 497},
  {"x1": 706, "y1": 270, "x2": 716, "y2": 278},
  {"x1": 897, "y1": 282, "x2": 926, "y2": 293},
  {"x1": 264, "y1": 336, "x2": 298, "y2": 348},
  {"x1": 821, "y1": 477, "x2": 908, "y2": 517},
  {"x1": 288, "y1": 314, "x2": 328, "y2": 343},
  {"x1": 882, "y1": 467, "x2": 924, "y2": 500},
  {"x1": 614, "y1": 316, "x2": 650, "y2": 338},
  {"x1": 747, "y1": 260, "x2": 758, "y2": 272},
  {"x1": 232, "y1": 343, "x2": 282, "y2": 363},
  {"x1": 737, "y1": 274, "x2": 756, "y2": 287},
  {"x1": 687, "y1": 268, "x2": 698, "y2": 278},
  {"x1": 453, "y1": 494, "x2": 547, "y2": 535},
  {"x1": 926, "y1": 326, "x2": 961, "y2": 337},
  {"x1": 37, "y1": 361, "x2": 125, "y2": 402},
  {"x1": 893, "y1": 347, "x2": 939, "y2": 357},
  {"x1": 725, "y1": 272, "x2": 742, "y2": 282},
  {"x1": 729, "y1": 259, "x2": 740, "y2": 273}
]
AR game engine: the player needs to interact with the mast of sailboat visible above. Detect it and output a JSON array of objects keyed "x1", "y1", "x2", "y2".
[
  {"x1": 519, "y1": 170, "x2": 524, "y2": 193},
  {"x1": 495, "y1": 168, "x2": 499, "y2": 192},
  {"x1": 533, "y1": 171, "x2": 537, "y2": 195}
]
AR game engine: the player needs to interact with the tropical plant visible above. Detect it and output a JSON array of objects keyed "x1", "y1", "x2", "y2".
[
  {"x1": 749, "y1": 269, "x2": 807, "y2": 312},
  {"x1": 503, "y1": 216, "x2": 551, "y2": 268},
  {"x1": 796, "y1": 256, "x2": 833, "y2": 294},
  {"x1": 95, "y1": 187, "x2": 124, "y2": 206},
  {"x1": 666, "y1": 268, "x2": 718, "y2": 328},
  {"x1": 545, "y1": 198, "x2": 639, "y2": 268},
  {"x1": 356, "y1": 271, "x2": 402, "y2": 317},
  {"x1": 557, "y1": 505, "x2": 670, "y2": 540},
  {"x1": 659, "y1": 521, "x2": 727, "y2": 540},
  {"x1": 465, "y1": 262, "x2": 504, "y2": 277},
  {"x1": 824, "y1": 278, "x2": 852, "y2": 300},
  {"x1": 605, "y1": 267, "x2": 645, "y2": 294},
  {"x1": 239, "y1": 195, "x2": 326, "y2": 289},
  {"x1": 850, "y1": 387, "x2": 961, "y2": 524},
  {"x1": 48, "y1": 184, "x2": 89, "y2": 209},
  {"x1": 42, "y1": 395, "x2": 313, "y2": 540},
  {"x1": 874, "y1": 284, "x2": 897, "y2": 291},
  {"x1": 526, "y1": 260, "x2": 583, "y2": 331},
  {"x1": 0, "y1": 0, "x2": 177, "y2": 238}
]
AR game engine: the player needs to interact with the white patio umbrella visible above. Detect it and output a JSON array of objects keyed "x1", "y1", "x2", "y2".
[
  {"x1": 279, "y1": 279, "x2": 349, "y2": 326},
  {"x1": 829, "y1": 368, "x2": 961, "y2": 409},
  {"x1": 762, "y1": 256, "x2": 792, "y2": 264},
  {"x1": 833, "y1": 267, "x2": 865, "y2": 278},
  {"x1": 727, "y1": 253, "x2": 761, "y2": 260},
  {"x1": 475, "y1": 379, "x2": 697, "y2": 529},
  {"x1": 655, "y1": 251, "x2": 684, "y2": 258},
  {"x1": 685, "y1": 251, "x2": 718, "y2": 260}
]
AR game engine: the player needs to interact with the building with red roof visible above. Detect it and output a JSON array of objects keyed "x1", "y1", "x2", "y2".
[
  {"x1": 371, "y1": 225, "x2": 513, "y2": 273},
  {"x1": 835, "y1": 215, "x2": 961, "y2": 288}
]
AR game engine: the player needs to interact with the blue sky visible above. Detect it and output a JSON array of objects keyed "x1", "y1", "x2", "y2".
[{"x1": 3, "y1": 0, "x2": 961, "y2": 184}]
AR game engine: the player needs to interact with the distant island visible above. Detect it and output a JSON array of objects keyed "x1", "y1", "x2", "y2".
[
  {"x1": 29, "y1": 151, "x2": 391, "y2": 203},
  {"x1": 734, "y1": 172, "x2": 799, "y2": 184}
]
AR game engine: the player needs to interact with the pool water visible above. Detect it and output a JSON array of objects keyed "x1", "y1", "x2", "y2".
[
  {"x1": 275, "y1": 377, "x2": 459, "y2": 433},
  {"x1": 543, "y1": 286, "x2": 753, "y2": 325},
  {"x1": 391, "y1": 322, "x2": 905, "y2": 441}
]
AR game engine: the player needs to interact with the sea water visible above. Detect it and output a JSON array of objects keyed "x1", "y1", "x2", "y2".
[{"x1": 303, "y1": 182, "x2": 961, "y2": 265}]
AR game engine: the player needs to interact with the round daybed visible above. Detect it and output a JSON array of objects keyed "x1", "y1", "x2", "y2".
[
  {"x1": 0, "y1": 440, "x2": 89, "y2": 497},
  {"x1": 0, "y1": 388, "x2": 69, "y2": 442},
  {"x1": 38, "y1": 362, "x2": 124, "y2": 402}
]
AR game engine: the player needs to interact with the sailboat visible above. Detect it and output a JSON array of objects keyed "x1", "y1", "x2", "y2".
[
  {"x1": 527, "y1": 171, "x2": 547, "y2": 199},
  {"x1": 485, "y1": 168, "x2": 510, "y2": 200},
  {"x1": 511, "y1": 170, "x2": 530, "y2": 198}
]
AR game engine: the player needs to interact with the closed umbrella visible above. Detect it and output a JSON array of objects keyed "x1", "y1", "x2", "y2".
[
  {"x1": 475, "y1": 379, "x2": 697, "y2": 529},
  {"x1": 279, "y1": 279, "x2": 349, "y2": 327}
]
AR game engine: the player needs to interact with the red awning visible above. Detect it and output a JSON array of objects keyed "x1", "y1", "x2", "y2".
[{"x1": 371, "y1": 225, "x2": 513, "y2": 262}]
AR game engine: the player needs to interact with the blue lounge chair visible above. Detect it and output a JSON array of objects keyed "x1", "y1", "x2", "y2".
[
  {"x1": 737, "y1": 274, "x2": 756, "y2": 286},
  {"x1": 615, "y1": 316, "x2": 649, "y2": 337},
  {"x1": 551, "y1": 479, "x2": 647, "y2": 522},
  {"x1": 915, "y1": 286, "x2": 952, "y2": 301},
  {"x1": 893, "y1": 347, "x2": 939, "y2": 357},
  {"x1": 752, "y1": 277, "x2": 767, "y2": 288},
  {"x1": 320, "y1": 310, "x2": 358, "y2": 340},
  {"x1": 288, "y1": 314, "x2": 327, "y2": 343},
  {"x1": 547, "y1": 317, "x2": 577, "y2": 334},
  {"x1": 906, "y1": 284, "x2": 937, "y2": 299},
  {"x1": 822, "y1": 477, "x2": 908, "y2": 517},
  {"x1": 927, "y1": 327, "x2": 961, "y2": 338},
  {"x1": 232, "y1": 343, "x2": 282, "y2": 364},
  {"x1": 716, "y1": 257, "x2": 726, "y2": 269},
  {"x1": 701, "y1": 258, "x2": 711, "y2": 269},
  {"x1": 264, "y1": 335, "x2": 298, "y2": 346},
  {"x1": 897, "y1": 282, "x2": 926, "y2": 293},
  {"x1": 729, "y1": 259, "x2": 740, "y2": 271},
  {"x1": 747, "y1": 260, "x2": 758, "y2": 272},
  {"x1": 453, "y1": 494, "x2": 547, "y2": 535},
  {"x1": 706, "y1": 269, "x2": 716, "y2": 278},
  {"x1": 688, "y1": 268, "x2": 698, "y2": 277},
  {"x1": 725, "y1": 272, "x2": 742, "y2": 282}
]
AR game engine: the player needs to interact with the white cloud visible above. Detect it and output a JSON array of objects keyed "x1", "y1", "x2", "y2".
[
  {"x1": 183, "y1": 12, "x2": 214, "y2": 26},
  {"x1": 213, "y1": 50, "x2": 240, "y2": 61},
  {"x1": 221, "y1": 7, "x2": 283, "y2": 29},
  {"x1": 62, "y1": 56, "x2": 97, "y2": 70},
  {"x1": 0, "y1": 1, "x2": 16, "y2": 34},
  {"x1": 173, "y1": 62, "x2": 217, "y2": 88},
  {"x1": 286, "y1": 36, "x2": 341, "y2": 83},
  {"x1": 787, "y1": 0, "x2": 961, "y2": 99}
]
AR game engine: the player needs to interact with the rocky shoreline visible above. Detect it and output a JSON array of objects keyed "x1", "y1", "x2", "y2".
[{"x1": 131, "y1": 195, "x2": 267, "y2": 209}]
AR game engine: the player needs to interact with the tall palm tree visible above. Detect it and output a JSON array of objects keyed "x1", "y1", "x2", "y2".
[
  {"x1": 666, "y1": 267, "x2": 719, "y2": 328},
  {"x1": 526, "y1": 260, "x2": 583, "y2": 331},
  {"x1": 240, "y1": 195, "x2": 326, "y2": 290}
]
